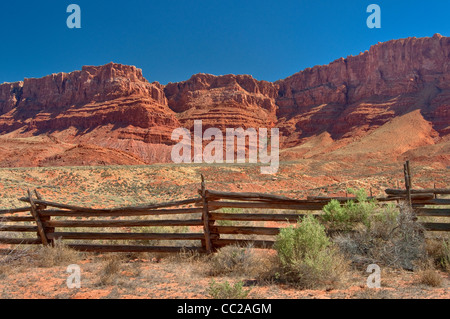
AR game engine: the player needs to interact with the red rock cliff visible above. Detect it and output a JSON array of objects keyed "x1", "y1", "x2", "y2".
[
  {"x1": 0, "y1": 63, "x2": 182, "y2": 164},
  {"x1": 0, "y1": 35, "x2": 449, "y2": 166},
  {"x1": 0, "y1": 62, "x2": 180, "y2": 138},
  {"x1": 164, "y1": 73, "x2": 279, "y2": 131},
  {"x1": 276, "y1": 34, "x2": 450, "y2": 146}
]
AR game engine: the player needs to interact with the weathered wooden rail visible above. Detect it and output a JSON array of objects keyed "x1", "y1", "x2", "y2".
[
  {"x1": 0, "y1": 192, "x2": 209, "y2": 253},
  {"x1": 0, "y1": 162, "x2": 448, "y2": 253},
  {"x1": 384, "y1": 161, "x2": 450, "y2": 232}
]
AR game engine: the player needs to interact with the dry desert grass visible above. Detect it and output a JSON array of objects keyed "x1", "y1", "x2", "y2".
[
  {"x1": 0, "y1": 243, "x2": 448, "y2": 299},
  {"x1": 0, "y1": 162, "x2": 449, "y2": 299}
]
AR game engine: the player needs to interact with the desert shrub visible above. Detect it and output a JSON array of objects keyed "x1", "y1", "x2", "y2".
[
  {"x1": 322, "y1": 188, "x2": 379, "y2": 231},
  {"x1": 100, "y1": 170, "x2": 113, "y2": 178},
  {"x1": 208, "y1": 245, "x2": 256, "y2": 276},
  {"x1": 435, "y1": 239, "x2": 450, "y2": 271},
  {"x1": 0, "y1": 246, "x2": 31, "y2": 266},
  {"x1": 418, "y1": 269, "x2": 442, "y2": 287},
  {"x1": 172, "y1": 247, "x2": 208, "y2": 264},
  {"x1": 98, "y1": 255, "x2": 122, "y2": 286},
  {"x1": 207, "y1": 280, "x2": 251, "y2": 299},
  {"x1": 273, "y1": 215, "x2": 349, "y2": 289},
  {"x1": 442, "y1": 240, "x2": 450, "y2": 271},
  {"x1": 427, "y1": 239, "x2": 450, "y2": 271},
  {"x1": 0, "y1": 218, "x2": 34, "y2": 266},
  {"x1": 34, "y1": 240, "x2": 82, "y2": 267},
  {"x1": 276, "y1": 215, "x2": 331, "y2": 265},
  {"x1": 334, "y1": 203, "x2": 425, "y2": 270},
  {"x1": 0, "y1": 265, "x2": 7, "y2": 279}
]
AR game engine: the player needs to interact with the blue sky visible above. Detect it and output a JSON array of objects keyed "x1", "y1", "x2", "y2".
[{"x1": 0, "y1": 0, "x2": 449, "y2": 84}]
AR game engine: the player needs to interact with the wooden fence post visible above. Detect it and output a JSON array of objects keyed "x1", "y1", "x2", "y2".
[
  {"x1": 27, "y1": 189, "x2": 49, "y2": 246},
  {"x1": 200, "y1": 175, "x2": 213, "y2": 253},
  {"x1": 34, "y1": 190, "x2": 54, "y2": 246},
  {"x1": 403, "y1": 161, "x2": 412, "y2": 208}
]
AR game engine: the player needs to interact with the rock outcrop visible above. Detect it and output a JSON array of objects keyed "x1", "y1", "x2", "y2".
[
  {"x1": 0, "y1": 35, "x2": 449, "y2": 167},
  {"x1": 164, "y1": 73, "x2": 279, "y2": 131},
  {"x1": 0, "y1": 63, "x2": 178, "y2": 131},
  {"x1": 0, "y1": 63, "x2": 181, "y2": 164},
  {"x1": 276, "y1": 34, "x2": 450, "y2": 146}
]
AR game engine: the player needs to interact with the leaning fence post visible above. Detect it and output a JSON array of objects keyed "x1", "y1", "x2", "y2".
[
  {"x1": 200, "y1": 175, "x2": 213, "y2": 253},
  {"x1": 34, "y1": 190, "x2": 54, "y2": 246},
  {"x1": 27, "y1": 189, "x2": 49, "y2": 246}
]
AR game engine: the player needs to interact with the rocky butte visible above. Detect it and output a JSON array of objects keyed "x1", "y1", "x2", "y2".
[{"x1": 0, "y1": 34, "x2": 448, "y2": 167}]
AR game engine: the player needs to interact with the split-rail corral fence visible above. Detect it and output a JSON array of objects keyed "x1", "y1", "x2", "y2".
[{"x1": 0, "y1": 161, "x2": 449, "y2": 254}]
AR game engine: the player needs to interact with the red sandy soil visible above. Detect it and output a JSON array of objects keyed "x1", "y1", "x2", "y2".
[
  {"x1": 0, "y1": 160, "x2": 448, "y2": 212},
  {"x1": 0, "y1": 160, "x2": 448, "y2": 299},
  {"x1": 0, "y1": 36, "x2": 449, "y2": 300},
  {"x1": 0, "y1": 251, "x2": 448, "y2": 299}
]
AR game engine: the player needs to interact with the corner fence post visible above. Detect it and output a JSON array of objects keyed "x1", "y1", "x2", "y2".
[
  {"x1": 200, "y1": 175, "x2": 213, "y2": 253},
  {"x1": 27, "y1": 189, "x2": 49, "y2": 246}
]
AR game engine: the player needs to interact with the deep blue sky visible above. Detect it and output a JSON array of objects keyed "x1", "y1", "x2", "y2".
[{"x1": 0, "y1": 0, "x2": 448, "y2": 84}]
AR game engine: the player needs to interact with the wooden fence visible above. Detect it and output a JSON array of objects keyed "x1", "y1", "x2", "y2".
[
  {"x1": 385, "y1": 189, "x2": 450, "y2": 232},
  {"x1": 1, "y1": 190, "x2": 208, "y2": 253},
  {"x1": 0, "y1": 163, "x2": 449, "y2": 254},
  {"x1": 384, "y1": 160, "x2": 450, "y2": 232}
]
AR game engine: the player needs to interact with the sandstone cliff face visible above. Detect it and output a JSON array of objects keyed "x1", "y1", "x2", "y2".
[
  {"x1": 276, "y1": 34, "x2": 450, "y2": 146},
  {"x1": 0, "y1": 35, "x2": 449, "y2": 167},
  {"x1": 164, "y1": 73, "x2": 279, "y2": 131},
  {"x1": 0, "y1": 63, "x2": 180, "y2": 149},
  {"x1": 0, "y1": 63, "x2": 183, "y2": 165},
  {"x1": 0, "y1": 63, "x2": 167, "y2": 113},
  {"x1": 278, "y1": 34, "x2": 450, "y2": 112},
  {"x1": 0, "y1": 82, "x2": 24, "y2": 115}
]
